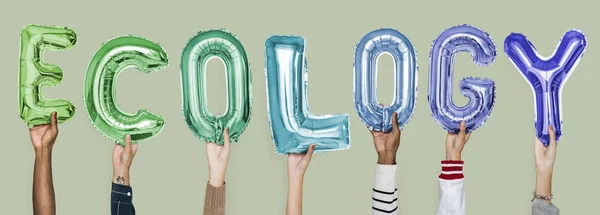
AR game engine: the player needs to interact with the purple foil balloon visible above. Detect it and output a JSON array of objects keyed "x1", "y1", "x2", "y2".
[
  {"x1": 504, "y1": 30, "x2": 587, "y2": 146},
  {"x1": 428, "y1": 25, "x2": 497, "y2": 133}
]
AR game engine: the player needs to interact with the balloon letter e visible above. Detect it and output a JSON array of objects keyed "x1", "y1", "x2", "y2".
[{"x1": 19, "y1": 24, "x2": 77, "y2": 127}]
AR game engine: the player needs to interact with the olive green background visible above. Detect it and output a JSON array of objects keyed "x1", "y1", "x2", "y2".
[{"x1": 1, "y1": 0, "x2": 597, "y2": 214}]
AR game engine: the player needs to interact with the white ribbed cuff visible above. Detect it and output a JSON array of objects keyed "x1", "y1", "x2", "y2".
[{"x1": 374, "y1": 164, "x2": 398, "y2": 191}]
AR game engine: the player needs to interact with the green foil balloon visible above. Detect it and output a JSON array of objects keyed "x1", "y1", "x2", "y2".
[
  {"x1": 181, "y1": 29, "x2": 252, "y2": 145},
  {"x1": 19, "y1": 25, "x2": 77, "y2": 127},
  {"x1": 84, "y1": 35, "x2": 168, "y2": 145}
]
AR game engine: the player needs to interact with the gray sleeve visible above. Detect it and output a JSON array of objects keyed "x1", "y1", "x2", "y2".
[{"x1": 532, "y1": 199, "x2": 559, "y2": 215}]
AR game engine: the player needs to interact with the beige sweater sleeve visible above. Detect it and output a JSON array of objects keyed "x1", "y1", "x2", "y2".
[{"x1": 203, "y1": 183, "x2": 226, "y2": 215}]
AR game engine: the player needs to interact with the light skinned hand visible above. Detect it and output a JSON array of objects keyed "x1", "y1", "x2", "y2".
[
  {"x1": 370, "y1": 110, "x2": 401, "y2": 165},
  {"x1": 446, "y1": 121, "x2": 472, "y2": 160},
  {"x1": 30, "y1": 112, "x2": 59, "y2": 151},
  {"x1": 534, "y1": 125, "x2": 557, "y2": 199},
  {"x1": 206, "y1": 128, "x2": 231, "y2": 187},
  {"x1": 112, "y1": 134, "x2": 137, "y2": 186},
  {"x1": 288, "y1": 144, "x2": 316, "y2": 179}
]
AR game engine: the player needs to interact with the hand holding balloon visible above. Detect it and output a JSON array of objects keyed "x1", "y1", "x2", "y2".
[
  {"x1": 206, "y1": 128, "x2": 232, "y2": 187},
  {"x1": 445, "y1": 122, "x2": 472, "y2": 161},
  {"x1": 370, "y1": 107, "x2": 401, "y2": 165},
  {"x1": 534, "y1": 125, "x2": 558, "y2": 203}
]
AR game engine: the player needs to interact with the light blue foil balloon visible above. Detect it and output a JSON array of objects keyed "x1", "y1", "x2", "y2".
[
  {"x1": 428, "y1": 24, "x2": 497, "y2": 133},
  {"x1": 265, "y1": 36, "x2": 350, "y2": 154},
  {"x1": 354, "y1": 29, "x2": 418, "y2": 132},
  {"x1": 504, "y1": 30, "x2": 586, "y2": 146}
]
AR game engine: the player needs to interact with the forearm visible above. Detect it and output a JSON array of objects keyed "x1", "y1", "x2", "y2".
[
  {"x1": 372, "y1": 164, "x2": 398, "y2": 215},
  {"x1": 535, "y1": 171, "x2": 553, "y2": 202},
  {"x1": 287, "y1": 176, "x2": 304, "y2": 215},
  {"x1": 111, "y1": 183, "x2": 135, "y2": 215},
  {"x1": 33, "y1": 148, "x2": 55, "y2": 215},
  {"x1": 437, "y1": 160, "x2": 465, "y2": 215},
  {"x1": 113, "y1": 169, "x2": 130, "y2": 186},
  {"x1": 203, "y1": 183, "x2": 226, "y2": 215}
]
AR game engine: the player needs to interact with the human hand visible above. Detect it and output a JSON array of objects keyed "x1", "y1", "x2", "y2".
[
  {"x1": 30, "y1": 112, "x2": 59, "y2": 151},
  {"x1": 206, "y1": 128, "x2": 231, "y2": 187},
  {"x1": 112, "y1": 134, "x2": 137, "y2": 186},
  {"x1": 288, "y1": 144, "x2": 316, "y2": 179},
  {"x1": 370, "y1": 111, "x2": 401, "y2": 165},
  {"x1": 534, "y1": 125, "x2": 557, "y2": 198},
  {"x1": 445, "y1": 121, "x2": 472, "y2": 161}
]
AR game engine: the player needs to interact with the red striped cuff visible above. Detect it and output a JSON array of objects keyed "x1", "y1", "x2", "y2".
[{"x1": 439, "y1": 160, "x2": 464, "y2": 180}]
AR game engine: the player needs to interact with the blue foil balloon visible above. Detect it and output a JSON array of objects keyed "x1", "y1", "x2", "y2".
[
  {"x1": 265, "y1": 36, "x2": 350, "y2": 154},
  {"x1": 504, "y1": 30, "x2": 586, "y2": 146},
  {"x1": 354, "y1": 29, "x2": 418, "y2": 132},
  {"x1": 428, "y1": 25, "x2": 497, "y2": 133}
]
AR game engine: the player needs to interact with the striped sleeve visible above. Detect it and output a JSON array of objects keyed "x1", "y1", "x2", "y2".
[
  {"x1": 372, "y1": 164, "x2": 398, "y2": 215},
  {"x1": 436, "y1": 160, "x2": 465, "y2": 215}
]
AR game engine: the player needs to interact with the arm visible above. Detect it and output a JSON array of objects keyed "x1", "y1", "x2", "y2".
[
  {"x1": 286, "y1": 144, "x2": 316, "y2": 215},
  {"x1": 111, "y1": 135, "x2": 137, "y2": 215},
  {"x1": 203, "y1": 128, "x2": 231, "y2": 215},
  {"x1": 532, "y1": 125, "x2": 560, "y2": 215},
  {"x1": 437, "y1": 122, "x2": 471, "y2": 215},
  {"x1": 370, "y1": 112, "x2": 400, "y2": 215},
  {"x1": 31, "y1": 112, "x2": 59, "y2": 215}
]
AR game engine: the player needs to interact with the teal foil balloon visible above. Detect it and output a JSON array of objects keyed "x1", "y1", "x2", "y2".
[
  {"x1": 19, "y1": 24, "x2": 77, "y2": 127},
  {"x1": 181, "y1": 30, "x2": 252, "y2": 145},
  {"x1": 84, "y1": 36, "x2": 168, "y2": 145},
  {"x1": 265, "y1": 36, "x2": 350, "y2": 154}
]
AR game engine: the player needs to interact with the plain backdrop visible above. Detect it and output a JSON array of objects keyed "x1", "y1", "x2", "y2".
[{"x1": 1, "y1": 0, "x2": 598, "y2": 214}]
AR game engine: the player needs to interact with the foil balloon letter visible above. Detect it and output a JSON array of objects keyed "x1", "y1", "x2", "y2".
[
  {"x1": 19, "y1": 24, "x2": 77, "y2": 127},
  {"x1": 504, "y1": 30, "x2": 586, "y2": 146},
  {"x1": 428, "y1": 24, "x2": 497, "y2": 133},
  {"x1": 265, "y1": 36, "x2": 350, "y2": 154},
  {"x1": 181, "y1": 30, "x2": 252, "y2": 145},
  {"x1": 84, "y1": 36, "x2": 169, "y2": 145},
  {"x1": 354, "y1": 29, "x2": 418, "y2": 132}
]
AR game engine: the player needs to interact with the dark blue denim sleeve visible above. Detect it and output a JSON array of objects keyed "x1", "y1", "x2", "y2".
[{"x1": 111, "y1": 183, "x2": 135, "y2": 215}]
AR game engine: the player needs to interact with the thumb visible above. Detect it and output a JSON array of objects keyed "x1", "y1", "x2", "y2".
[
  {"x1": 548, "y1": 124, "x2": 557, "y2": 152},
  {"x1": 458, "y1": 121, "x2": 466, "y2": 141},
  {"x1": 124, "y1": 134, "x2": 132, "y2": 152},
  {"x1": 50, "y1": 112, "x2": 58, "y2": 133},
  {"x1": 303, "y1": 144, "x2": 316, "y2": 164},
  {"x1": 223, "y1": 128, "x2": 231, "y2": 148},
  {"x1": 391, "y1": 112, "x2": 400, "y2": 133}
]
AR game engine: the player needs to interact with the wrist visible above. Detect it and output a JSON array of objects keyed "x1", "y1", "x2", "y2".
[
  {"x1": 208, "y1": 173, "x2": 225, "y2": 187},
  {"x1": 445, "y1": 151, "x2": 461, "y2": 160},
  {"x1": 34, "y1": 146, "x2": 53, "y2": 154},
  {"x1": 113, "y1": 168, "x2": 130, "y2": 186},
  {"x1": 377, "y1": 152, "x2": 397, "y2": 165}
]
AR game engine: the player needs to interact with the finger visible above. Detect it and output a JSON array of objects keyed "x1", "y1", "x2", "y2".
[
  {"x1": 391, "y1": 112, "x2": 400, "y2": 133},
  {"x1": 458, "y1": 121, "x2": 466, "y2": 140},
  {"x1": 548, "y1": 124, "x2": 558, "y2": 152},
  {"x1": 379, "y1": 103, "x2": 384, "y2": 107},
  {"x1": 50, "y1": 112, "x2": 58, "y2": 133},
  {"x1": 465, "y1": 132, "x2": 472, "y2": 143},
  {"x1": 124, "y1": 134, "x2": 132, "y2": 152},
  {"x1": 302, "y1": 144, "x2": 316, "y2": 164},
  {"x1": 131, "y1": 144, "x2": 138, "y2": 156},
  {"x1": 223, "y1": 128, "x2": 231, "y2": 149}
]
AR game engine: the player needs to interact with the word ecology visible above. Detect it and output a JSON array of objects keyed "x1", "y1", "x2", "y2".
[{"x1": 18, "y1": 24, "x2": 586, "y2": 153}]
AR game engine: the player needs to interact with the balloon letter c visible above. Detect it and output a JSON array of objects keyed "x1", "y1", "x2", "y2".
[{"x1": 84, "y1": 36, "x2": 169, "y2": 145}]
